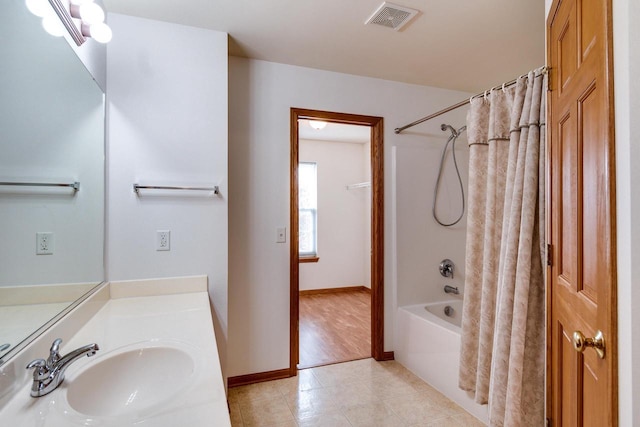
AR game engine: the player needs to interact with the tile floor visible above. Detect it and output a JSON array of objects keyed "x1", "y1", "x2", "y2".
[{"x1": 228, "y1": 358, "x2": 486, "y2": 427}]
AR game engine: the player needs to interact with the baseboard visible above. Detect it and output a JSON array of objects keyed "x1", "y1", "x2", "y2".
[
  {"x1": 381, "y1": 351, "x2": 395, "y2": 361},
  {"x1": 299, "y1": 285, "x2": 371, "y2": 296},
  {"x1": 227, "y1": 368, "x2": 292, "y2": 388}
]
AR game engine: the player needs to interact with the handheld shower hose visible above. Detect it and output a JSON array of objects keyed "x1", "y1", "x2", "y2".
[{"x1": 432, "y1": 124, "x2": 467, "y2": 227}]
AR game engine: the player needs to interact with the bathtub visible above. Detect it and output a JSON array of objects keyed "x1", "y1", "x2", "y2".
[{"x1": 395, "y1": 301, "x2": 489, "y2": 424}]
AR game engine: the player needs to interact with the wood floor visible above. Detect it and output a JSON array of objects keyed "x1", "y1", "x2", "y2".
[{"x1": 298, "y1": 288, "x2": 371, "y2": 369}]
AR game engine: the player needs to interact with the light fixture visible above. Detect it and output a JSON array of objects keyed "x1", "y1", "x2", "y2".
[
  {"x1": 42, "y1": 14, "x2": 65, "y2": 36},
  {"x1": 81, "y1": 22, "x2": 112, "y2": 43},
  {"x1": 25, "y1": 0, "x2": 51, "y2": 17},
  {"x1": 25, "y1": 0, "x2": 112, "y2": 45},
  {"x1": 308, "y1": 120, "x2": 328, "y2": 130},
  {"x1": 70, "y1": 2, "x2": 104, "y2": 25}
]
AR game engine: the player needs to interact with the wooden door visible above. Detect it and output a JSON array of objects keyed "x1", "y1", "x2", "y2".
[{"x1": 547, "y1": 0, "x2": 617, "y2": 425}]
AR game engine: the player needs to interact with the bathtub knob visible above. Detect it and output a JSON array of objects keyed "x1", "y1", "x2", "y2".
[{"x1": 439, "y1": 259, "x2": 454, "y2": 278}]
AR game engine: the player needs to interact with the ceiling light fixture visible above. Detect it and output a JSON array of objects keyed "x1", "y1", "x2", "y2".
[{"x1": 308, "y1": 121, "x2": 328, "y2": 130}]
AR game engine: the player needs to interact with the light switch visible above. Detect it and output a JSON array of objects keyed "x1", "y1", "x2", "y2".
[{"x1": 276, "y1": 227, "x2": 286, "y2": 243}]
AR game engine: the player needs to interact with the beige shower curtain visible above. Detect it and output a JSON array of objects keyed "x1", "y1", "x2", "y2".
[{"x1": 459, "y1": 71, "x2": 546, "y2": 427}]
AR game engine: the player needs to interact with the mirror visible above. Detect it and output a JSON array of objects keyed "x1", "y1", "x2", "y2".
[{"x1": 0, "y1": 0, "x2": 105, "y2": 363}]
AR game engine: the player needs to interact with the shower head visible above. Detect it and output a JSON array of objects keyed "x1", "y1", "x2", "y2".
[
  {"x1": 441, "y1": 124, "x2": 467, "y2": 139},
  {"x1": 441, "y1": 123, "x2": 458, "y2": 138}
]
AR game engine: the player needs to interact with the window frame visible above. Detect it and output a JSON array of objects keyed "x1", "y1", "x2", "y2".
[{"x1": 298, "y1": 161, "x2": 318, "y2": 258}]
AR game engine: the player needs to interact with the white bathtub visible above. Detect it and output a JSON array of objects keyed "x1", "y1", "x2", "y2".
[{"x1": 395, "y1": 301, "x2": 489, "y2": 424}]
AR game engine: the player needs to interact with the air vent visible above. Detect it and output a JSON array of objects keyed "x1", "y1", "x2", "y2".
[{"x1": 365, "y1": 2, "x2": 420, "y2": 31}]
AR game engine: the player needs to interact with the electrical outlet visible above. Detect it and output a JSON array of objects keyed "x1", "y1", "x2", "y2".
[
  {"x1": 276, "y1": 227, "x2": 286, "y2": 243},
  {"x1": 36, "y1": 232, "x2": 54, "y2": 255},
  {"x1": 156, "y1": 230, "x2": 170, "y2": 251}
]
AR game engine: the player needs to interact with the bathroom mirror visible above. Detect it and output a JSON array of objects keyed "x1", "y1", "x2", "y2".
[{"x1": 0, "y1": 0, "x2": 105, "y2": 363}]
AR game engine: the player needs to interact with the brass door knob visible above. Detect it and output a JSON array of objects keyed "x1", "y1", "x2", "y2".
[{"x1": 572, "y1": 330, "x2": 605, "y2": 359}]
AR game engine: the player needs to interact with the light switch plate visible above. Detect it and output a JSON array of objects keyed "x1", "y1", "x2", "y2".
[{"x1": 276, "y1": 227, "x2": 286, "y2": 243}]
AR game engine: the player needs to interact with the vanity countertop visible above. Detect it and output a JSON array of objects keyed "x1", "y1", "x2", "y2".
[{"x1": 0, "y1": 278, "x2": 230, "y2": 426}]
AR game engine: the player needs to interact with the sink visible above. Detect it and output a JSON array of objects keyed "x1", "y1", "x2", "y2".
[{"x1": 64, "y1": 341, "x2": 196, "y2": 418}]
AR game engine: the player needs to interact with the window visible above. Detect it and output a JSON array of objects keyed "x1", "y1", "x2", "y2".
[{"x1": 298, "y1": 162, "x2": 317, "y2": 257}]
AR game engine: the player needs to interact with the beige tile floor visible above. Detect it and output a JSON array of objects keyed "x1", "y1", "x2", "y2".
[{"x1": 228, "y1": 358, "x2": 487, "y2": 427}]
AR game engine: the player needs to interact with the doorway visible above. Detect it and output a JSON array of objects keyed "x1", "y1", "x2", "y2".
[{"x1": 289, "y1": 108, "x2": 386, "y2": 375}]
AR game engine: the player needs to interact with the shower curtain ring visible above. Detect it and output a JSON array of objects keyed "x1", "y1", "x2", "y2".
[
  {"x1": 502, "y1": 82, "x2": 507, "y2": 93},
  {"x1": 484, "y1": 90, "x2": 488, "y2": 101}
]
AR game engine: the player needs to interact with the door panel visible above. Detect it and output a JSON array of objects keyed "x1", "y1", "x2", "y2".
[
  {"x1": 559, "y1": 325, "x2": 578, "y2": 426},
  {"x1": 558, "y1": 112, "x2": 575, "y2": 285},
  {"x1": 548, "y1": 0, "x2": 617, "y2": 424},
  {"x1": 579, "y1": 82, "x2": 601, "y2": 302}
]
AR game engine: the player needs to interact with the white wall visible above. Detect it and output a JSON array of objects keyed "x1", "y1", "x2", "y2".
[
  {"x1": 105, "y1": 14, "x2": 229, "y2": 371},
  {"x1": 228, "y1": 57, "x2": 472, "y2": 377},
  {"x1": 394, "y1": 130, "x2": 469, "y2": 307},
  {"x1": 613, "y1": 0, "x2": 640, "y2": 424},
  {"x1": 299, "y1": 139, "x2": 370, "y2": 291},
  {"x1": 363, "y1": 140, "x2": 372, "y2": 289}
]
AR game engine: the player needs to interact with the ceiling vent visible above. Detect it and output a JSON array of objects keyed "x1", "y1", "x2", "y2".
[{"x1": 365, "y1": 2, "x2": 420, "y2": 31}]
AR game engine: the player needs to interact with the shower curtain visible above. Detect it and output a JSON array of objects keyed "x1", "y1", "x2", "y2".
[{"x1": 459, "y1": 71, "x2": 546, "y2": 427}]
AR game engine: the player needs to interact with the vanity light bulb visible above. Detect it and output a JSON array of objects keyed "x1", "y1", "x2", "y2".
[
  {"x1": 25, "y1": 0, "x2": 51, "y2": 17},
  {"x1": 69, "y1": 0, "x2": 95, "y2": 5},
  {"x1": 42, "y1": 15, "x2": 65, "y2": 37},
  {"x1": 86, "y1": 23, "x2": 112, "y2": 43},
  {"x1": 78, "y1": 3, "x2": 105, "y2": 25}
]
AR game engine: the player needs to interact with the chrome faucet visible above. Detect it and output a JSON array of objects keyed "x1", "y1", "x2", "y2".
[
  {"x1": 26, "y1": 338, "x2": 99, "y2": 397},
  {"x1": 444, "y1": 285, "x2": 460, "y2": 295}
]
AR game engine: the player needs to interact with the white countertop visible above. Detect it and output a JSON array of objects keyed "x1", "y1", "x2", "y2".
[{"x1": 0, "y1": 278, "x2": 230, "y2": 426}]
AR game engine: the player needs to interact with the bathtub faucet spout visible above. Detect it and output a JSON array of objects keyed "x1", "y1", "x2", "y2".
[{"x1": 444, "y1": 285, "x2": 459, "y2": 295}]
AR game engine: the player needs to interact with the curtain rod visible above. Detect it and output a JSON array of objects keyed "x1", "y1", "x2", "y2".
[{"x1": 394, "y1": 66, "x2": 548, "y2": 134}]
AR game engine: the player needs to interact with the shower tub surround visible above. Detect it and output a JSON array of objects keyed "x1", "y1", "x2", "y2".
[
  {"x1": 395, "y1": 302, "x2": 488, "y2": 424},
  {"x1": 0, "y1": 276, "x2": 230, "y2": 426}
]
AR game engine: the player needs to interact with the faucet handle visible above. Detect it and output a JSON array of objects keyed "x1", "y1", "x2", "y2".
[
  {"x1": 48, "y1": 338, "x2": 62, "y2": 367},
  {"x1": 26, "y1": 359, "x2": 49, "y2": 380},
  {"x1": 439, "y1": 259, "x2": 454, "y2": 279}
]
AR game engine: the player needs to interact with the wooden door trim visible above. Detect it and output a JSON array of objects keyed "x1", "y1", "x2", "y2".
[{"x1": 290, "y1": 108, "x2": 385, "y2": 376}]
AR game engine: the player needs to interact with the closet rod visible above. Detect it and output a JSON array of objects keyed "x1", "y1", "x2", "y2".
[{"x1": 394, "y1": 66, "x2": 547, "y2": 134}]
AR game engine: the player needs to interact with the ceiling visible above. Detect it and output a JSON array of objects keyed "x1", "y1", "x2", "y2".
[
  {"x1": 299, "y1": 120, "x2": 370, "y2": 144},
  {"x1": 102, "y1": 0, "x2": 545, "y2": 93}
]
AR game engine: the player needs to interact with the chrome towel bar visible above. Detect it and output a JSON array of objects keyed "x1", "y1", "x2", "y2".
[
  {"x1": 0, "y1": 181, "x2": 80, "y2": 191},
  {"x1": 133, "y1": 184, "x2": 220, "y2": 195}
]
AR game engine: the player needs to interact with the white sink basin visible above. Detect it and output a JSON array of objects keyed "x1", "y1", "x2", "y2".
[{"x1": 64, "y1": 341, "x2": 196, "y2": 418}]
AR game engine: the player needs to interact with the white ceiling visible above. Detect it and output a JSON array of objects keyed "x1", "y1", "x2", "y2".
[
  {"x1": 298, "y1": 120, "x2": 370, "y2": 144},
  {"x1": 102, "y1": 0, "x2": 545, "y2": 93}
]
